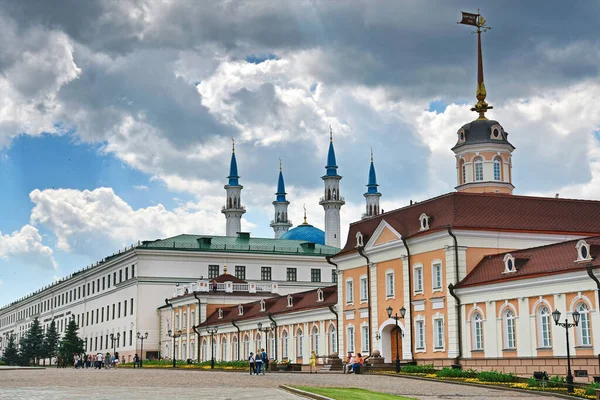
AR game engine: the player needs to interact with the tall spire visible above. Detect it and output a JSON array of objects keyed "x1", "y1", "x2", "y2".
[
  {"x1": 228, "y1": 137, "x2": 239, "y2": 186},
  {"x1": 459, "y1": 10, "x2": 493, "y2": 120},
  {"x1": 223, "y1": 137, "x2": 245, "y2": 236},
  {"x1": 326, "y1": 125, "x2": 338, "y2": 177},
  {"x1": 363, "y1": 148, "x2": 382, "y2": 219},
  {"x1": 276, "y1": 158, "x2": 286, "y2": 202},
  {"x1": 320, "y1": 125, "x2": 344, "y2": 247},
  {"x1": 366, "y1": 149, "x2": 379, "y2": 194},
  {"x1": 303, "y1": 204, "x2": 308, "y2": 224},
  {"x1": 270, "y1": 158, "x2": 292, "y2": 238}
]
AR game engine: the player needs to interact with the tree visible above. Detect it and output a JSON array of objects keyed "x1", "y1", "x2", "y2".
[
  {"x1": 1, "y1": 334, "x2": 19, "y2": 366},
  {"x1": 19, "y1": 317, "x2": 44, "y2": 366},
  {"x1": 58, "y1": 317, "x2": 84, "y2": 367},
  {"x1": 42, "y1": 320, "x2": 60, "y2": 366}
]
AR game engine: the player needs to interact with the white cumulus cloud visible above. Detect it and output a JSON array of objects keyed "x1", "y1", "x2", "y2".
[{"x1": 0, "y1": 225, "x2": 57, "y2": 270}]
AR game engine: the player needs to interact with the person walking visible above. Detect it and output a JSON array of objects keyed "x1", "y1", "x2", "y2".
[
  {"x1": 261, "y1": 348, "x2": 268, "y2": 374},
  {"x1": 248, "y1": 352, "x2": 255, "y2": 375},
  {"x1": 97, "y1": 353, "x2": 103, "y2": 370},
  {"x1": 133, "y1": 354, "x2": 139, "y2": 369},
  {"x1": 309, "y1": 350, "x2": 317, "y2": 373},
  {"x1": 254, "y1": 349, "x2": 263, "y2": 375}
]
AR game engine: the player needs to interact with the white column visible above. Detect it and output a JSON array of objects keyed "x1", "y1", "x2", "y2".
[
  {"x1": 401, "y1": 255, "x2": 412, "y2": 360},
  {"x1": 485, "y1": 301, "x2": 498, "y2": 357},
  {"x1": 369, "y1": 262, "x2": 378, "y2": 356},
  {"x1": 553, "y1": 294, "x2": 567, "y2": 356},
  {"x1": 445, "y1": 246, "x2": 466, "y2": 359},
  {"x1": 337, "y1": 270, "x2": 344, "y2": 357},
  {"x1": 518, "y1": 297, "x2": 532, "y2": 357}
]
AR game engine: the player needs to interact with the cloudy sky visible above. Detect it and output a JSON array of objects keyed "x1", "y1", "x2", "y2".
[{"x1": 0, "y1": 0, "x2": 599, "y2": 305}]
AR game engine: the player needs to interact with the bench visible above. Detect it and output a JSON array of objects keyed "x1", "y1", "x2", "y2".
[{"x1": 533, "y1": 371, "x2": 549, "y2": 388}]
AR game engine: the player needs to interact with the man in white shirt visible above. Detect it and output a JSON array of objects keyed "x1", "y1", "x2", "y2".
[{"x1": 97, "y1": 353, "x2": 103, "y2": 370}]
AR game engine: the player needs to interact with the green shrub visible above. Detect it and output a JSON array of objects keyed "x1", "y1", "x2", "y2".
[
  {"x1": 585, "y1": 382, "x2": 600, "y2": 396},
  {"x1": 436, "y1": 367, "x2": 477, "y2": 379},
  {"x1": 526, "y1": 377, "x2": 540, "y2": 388},
  {"x1": 476, "y1": 370, "x2": 516, "y2": 383},
  {"x1": 401, "y1": 364, "x2": 435, "y2": 374},
  {"x1": 546, "y1": 375, "x2": 566, "y2": 388}
]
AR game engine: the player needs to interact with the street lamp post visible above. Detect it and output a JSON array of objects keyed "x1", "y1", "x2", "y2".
[
  {"x1": 257, "y1": 322, "x2": 276, "y2": 362},
  {"x1": 552, "y1": 309, "x2": 580, "y2": 394},
  {"x1": 206, "y1": 326, "x2": 218, "y2": 369},
  {"x1": 109, "y1": 332, "x2": 120, "y2": 357},
  {"x1": 168, "y1": 329, "x2": 183, "y2": 368},
  {"x1": 137, "y1": 332, "x2": 148, "y2": 368},
  {"x1": 386, "y1": 306, "x2": 406, "y2": 374}
]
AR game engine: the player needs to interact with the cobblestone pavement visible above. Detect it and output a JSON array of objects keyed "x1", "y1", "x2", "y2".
[{"x1": 0, "y1": 368, "x2": 560, "y2": 400}]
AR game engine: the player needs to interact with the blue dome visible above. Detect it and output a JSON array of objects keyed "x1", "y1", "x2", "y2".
[{"x1": 280, "y1": 224, "x2": 325, "y2": 245}]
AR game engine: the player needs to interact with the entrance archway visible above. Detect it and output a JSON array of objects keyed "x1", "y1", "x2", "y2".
[{"x1": 378, "y1": 318, "x2": 407, "y2": 362}]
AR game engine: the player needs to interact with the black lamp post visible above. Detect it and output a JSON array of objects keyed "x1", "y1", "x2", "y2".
[
  {"x1": 386, "y1": 306, "x2": 406, "y2": 373},
  {"x1": 552, "y1": 309, "x2": 580, "y2": 393},
  {"x1": 109, "y1": 332, "x2": 120, "y2": 357},
  {"x1": 206, "y1": 326, "x2": 218, "y2": 369},
  {"x1": 168, "y1": 329, "x2": 183, "y2": 368},
  {"x1": 257, "y1": 322, "x2": 275, "y2": 349},
  {"x1": 137, "y1": 332, "x2": 148, "y2": 368}
]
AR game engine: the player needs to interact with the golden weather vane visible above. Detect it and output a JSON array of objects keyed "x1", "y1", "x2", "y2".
[
  {"x1": 303, "y1": 204, "x2": 307, "y2": 224},
  {"x1": 458, "y1": 9, "x2": 493, "y2": 120}
]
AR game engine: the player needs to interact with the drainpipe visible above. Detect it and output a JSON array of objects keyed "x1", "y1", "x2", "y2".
[
  {"x1": 325, "y1": 255, "x2": 340, "y2": 356},
  {"x1": 268, "y1": 313, "x2": 278, "y2": 360},
  {"x1": 193, "y1": 291, "x2": 202, "y2": 361},
  {"x1": 401, "y1": 237, "x2": 414, "y2": 359},
  {"x1": 357, "y1": 246, "x2": 372, "y2": 356},
  {"x1": 328, "y1": 305, "x2": 340, "y2": 355},
  {"x1": 165, "y1": 298, "x2": 174, "y2": 360},
  {"x1": 586, "y1": 263, "x2": 600, "y2": 298},
  {"x1": 231, "y1": 320, "x2": 241, "y2": 361},
  {"x1": 192, "y1": 324, "x2": 201, "y2": 361},
  {"x1": 447, "y1": 228, "x2": 462, "y2": 365}
]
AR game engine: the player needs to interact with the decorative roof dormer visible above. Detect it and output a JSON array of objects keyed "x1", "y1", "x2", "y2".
[
  {"x1": 260, "y1": 299, "x2": 266, "y2": 312},
  {"x1": 576, "y1": 240, "x2": 592, "y2": 262},
  {"x1": 503, "y1": 253, "x2": 516, "y2": 273},
  {"x1": 287, "y1": 294, "x2": 293, "y2": 308},
  {"x1": 355, "y1": 231, "x2": 364, "y2": 247},
  {"x1": 238, "y1": 304, "x2": 244, "y2": 316},
  {"x1": 419, "y1": 213, "x2": 430, "y2": 231},
  {"x1": 317, "y1": 288, "x2": 324, "y2": 302},
  {"x1": 218, "y1": 308, "x2": 223, "y2": 319}
]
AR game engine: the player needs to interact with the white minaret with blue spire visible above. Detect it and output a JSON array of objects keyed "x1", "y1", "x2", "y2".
[
  {"x1": 362, "y1": 148, "x2": 382, "y2": 219},
  {"x1": 270, "y1": 159, "x2": 293, "y2": 238},
  {"x1": 319, "y1": 126, "x2": 345, "y2": 248},
  {"x1": 222, "y1": 138, "x2": 246, "y2": 236}
]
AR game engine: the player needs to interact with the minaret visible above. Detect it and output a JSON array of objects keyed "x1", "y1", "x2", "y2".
[
  {"x1": 454, "y1": 11, "x2": 515, "y2": 195},
  {"x1": 319, "y1": 126, "x2": 344, "y2": 247},
  {"x1": 222, "y1": 138, "x2": 246, "y2": 236},
  {"x1": 362, "y1": 148, "x2": 381, "y2": 219},
  {"x1": 270, "y1": 159, "x2": 292, "y2": 238}
]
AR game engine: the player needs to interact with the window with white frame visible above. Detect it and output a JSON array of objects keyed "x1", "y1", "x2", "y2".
[
  {"x1": 183, "y1": 312, "x2": 187, "y2": 328},
  {"x1": 233, "y1": 336, "x2": 239, "y2": 360},
  {"x1": 356, "y1": 231, "x2": 364, "y2": 247},
  {"x1": 360, "y1": 277, "x2": 368, "y2": 302},
  {"x1": 434, "y1": 318, "x2": 444, "y2": 350},
  {"x1": 415, "y1": 319, "x2": 425, "y2": 350},
  {"x1": 317, "y1": 288, "x2": 324, "y2": 302},
  {"x1": 414, "y1": 264, "x2": 423, "y2": 293},
  {"x1": 312, "y1": 326, "x2": 319, "y2": 354},
  {"x1": 283, "y1": 331, "x2": 289, "y2": 359},
  {"x1": 461, "y1": 160, "x2": 467, "y2": 184},
  {"x1": 190, "y1": 342, "x2": 195, "y2": 360},
  {"x1": 538, "y1": 306, "x2": 552, "y2": 348},
  {"x1": 576, "y1": 240, "x2": 591, "y2": 262},
  {"x1": 386, "y1": 271, "x2": 394, "y2": 298},
  {"x1": 346, "y1": 280, "x2": 354, "y2": 304},
  {"x1": 218, "y1": 308, "x2": 223, "y2": 319},
  {"x1": 504, "y1": 309, "x2": 516, "y2": 349},
  {"x1": 346, "y1": 326, "x2": 355, "y2": 353},
  {"x1": 361, "y1": 325, "x2": 370, "y2": 352},
  {"x1": 474, "y1": 157, "x2": 484, "y2": 181},
  {"x1": 493, "y1": 157, "x2": 501, "y2": 181},
  {"x1": 238, "y1": 305, "x2": 243, "y2": 315},
  {"x1": 202, "y1": 340, "x2": 207, "y2": 361},
  {"x1": 175, "y1": 314, "x2": 180, "y2": 329},
  {"x1": 503, "y1": 254, "x2": 516, "y2": 273},
  {"x1": 260, "y1": 299, "x2": 266, "y2": 312},
  {"x1": 329, "y1": 326, "x2": 336, "y2": 355},
  {"x1": 243, "y1": 335, "x2": 249, "y2": 358},
  {"x1": 432, "y1": 262, "x2": 442, "y2": 290},
  {"x1": 222, "y1": 338, "x2": 228, "y2": 361},
  {"x1": 287, "y1": 295, "x2": 293, "y2": 307},
  {"x1": 269, "y1": 333, "x2": 275, "y2": 358},
  {"x1": 297, "y1": 329, "x2": 303, "y2": 358},
  {"x1": 578, "y1": 302, "x2": 592, "y2": 346},
  {"x1": 472, "y1": 312, "x2": 483, "y2": 350},
  {"x1": 182, "y1": 343, "x2": 187, "y2": 359}
]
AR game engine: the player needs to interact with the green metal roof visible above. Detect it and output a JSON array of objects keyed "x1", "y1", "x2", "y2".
[{"x1": 136, "y1": 234, "x2": 340, "y2": 256}]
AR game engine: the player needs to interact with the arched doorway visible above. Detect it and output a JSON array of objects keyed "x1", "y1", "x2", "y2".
[
  {"x1": 379, "y1": 319, "x2": 407, "y2": 362},
  {"x1": 390, "y1": 326, "x2": 402, "y2": 362}
]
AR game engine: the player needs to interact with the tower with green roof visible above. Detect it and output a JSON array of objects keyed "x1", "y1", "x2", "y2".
[
  {"x1": 222, "y1": 139, "x2": 246, "y2": 236},
  {"x1": 319, "y1": 126, "x2": 344, "y2": 247},
  {"x1": 270, "y1": 160, "x2": 293, "y2": 238}
]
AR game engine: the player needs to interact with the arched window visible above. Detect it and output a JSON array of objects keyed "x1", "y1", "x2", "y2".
[
  {"x1": 222, "y1": 338, "x2": 228, "y2": 361},
  {"x1": 312, "y1": 326, "x2": 319, "y2": 354},
  {"x1": 460, "y1": 159, "x2": 467, "y2": 184},
  {"x1": 472, "y1": 312, "x2": 483, "y2": 350},
  {"x1": 493, "y1": 157, "x2": 501, "y2": 181},
  {"x1": 182, "y1": 342, "x2": 187, "y2": 359},
  {"x1": 538, "y1": 306, "x2": 552, "y2": 348},
  {"x1": 190, "y1": 342, "x2": 195, "y2": 361},
  {"x1": 233, "y1": 336, "x2": 239, "y2": 360},
  {"x1": 282, "y1": 331, "x2": 289, "y2": 359},
  {"x1": 577, "y1": 303, "x2": 592, "y2": 346},
  {"x1": 269, "y1": 333, "x2": 275, "y2": 359},
  {"x1": 202, "y1": 339, "x2": 207, "y2": 362},
  {"x1": 329, "y1": 326, "x2": 336, "y2": 355},
  {"x1": 474, "y1": 157, "x2": 484, "y2": 181},
  {"x1": 333, "y1": 188, "x2": 337, "y2": 200},
  {"x1": 297, "y1": 328, "x2": 303, "y2": 358},
  {"x1": 256, "y1": 333, "x2": 261, "y2": 350},
  {"x1": 504, "y1": 309, "x2": 516, "y2": 349},
  {"x1": 243, "y1": 335, "x2": 249, "y2": 358},
  {"x1": 165, "y1": 343, "x2": 170, "y2": 358}
]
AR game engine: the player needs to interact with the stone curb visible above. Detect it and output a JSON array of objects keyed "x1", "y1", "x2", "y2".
[
  {"x1": 369, "y1": 373, "x2": 585, "y2": 400},
  {"x1": 0, "y1": 367, "x2": 45, "y2": 371},
  {"x1": 279, "y1": 385, "x2": 333, "y2": 400}
]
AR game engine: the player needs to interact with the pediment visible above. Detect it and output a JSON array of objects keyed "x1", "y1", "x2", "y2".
[{"x1": 365, "y1": 219, "x2": 402, "y2": 249}]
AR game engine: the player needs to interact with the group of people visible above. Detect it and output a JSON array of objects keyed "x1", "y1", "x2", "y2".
[
  {"x1": 71, "y1": 353, "x2": 124, "y2": 369},
  {"x1": 248, "y1": 349, "x2": 268, "y2": 375},
  {"x1": 344, "y1": 352, "x2": 365, "y2": 374}
]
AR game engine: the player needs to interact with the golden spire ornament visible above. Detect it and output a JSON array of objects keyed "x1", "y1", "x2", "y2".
[
  {"x1": 303, "y1": 204, "x2": 308, "y2": 224},
  {"x1": 458, "y1": 9, "x2": 493, "y2": 120},
  {"x1": 231, "y1": 137, "x2": 235, "y2": 153},
  {"x1": 329, "y1": 125, "x2": 333, "y2": 142}
]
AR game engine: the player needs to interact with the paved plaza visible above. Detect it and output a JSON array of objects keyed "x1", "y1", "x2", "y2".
[{"x1": 0, "y1": 368, "x2": 560, "y2": 400}]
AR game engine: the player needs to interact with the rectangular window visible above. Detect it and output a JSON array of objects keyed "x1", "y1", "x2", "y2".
[
  {"x1": 434, "y1": 319, "x2": 444, "y2": 349},
  {"x1": 386, "y1": 272, "x2": 394, "y2": 297},
  {"x1": 332, "y1": 270, "x2": 337, "y2": 283},
  {"x1": 131, "y1": 264, "x2": 135, "y2": 278},
  {"x1": 361, "y1": 325, "x2": 370, "y2": 352},
  {"x1": 95, "y1": 337, "x2": 98, "y2": 351},
  {"x1": 124, "y1": 300, "x2": 128, "y2": 317},
  {"x1": 78, "y1": 287, "x2": 81, "y2": 299},
  {"x1": 101, "y1": 307, "x2": 104, "y2": 323},
  {"x1": 118, "y1": 303, "x2": 121, "y2": 318},
  {"x1": 235, "y1": 266, "x2": 246, "y2": 280},
  {"x1": 125, "y1": 267, "x2": 129, "y2": 280},
  {"x1": 494, "y1": 160, "x2": 501, "y2": 181},
  {"x1": 475, "y1": 161, "x2": 484, "y2": 181},
  {"x1": 175, "y1": 314, "x2": 180, "y2": 329},
  {"x1": 92, "y1": 282, "x2": 95, "y2": 295},
  {"x1": 208, "y1": 265, "x2": 219, "y2": 279},
  {"x1": 346, "y1": 280, "x2": 354, "y2": 304},
  {"x1": 261, "y1": 267, "x2": 272, "y2": 281},
  {"x1": 360, "y1": 277, "x2": 368, "y2": 302},
  {"x1": 414, "y1": 265, "x2": 423, "y2": 293},
  {"x1": 346, "y1": 327, "x2": 355, "y2": 353},
  {"x1": 130, "y1": 298, "x2": 134, "y2": 315},
  {"x1": 112, "y1": 304, "x2": 115, "y2": 320},
  {"x1": 107, "y1": 274, "x2": 111, "y2": 288},
  {"x1": 123, "y1": 331, "x2": 126, "y2": 347},
  {"x1": 129, "y1": 330, "x2": 133, "y2": 346},
  {"x1": 416, "y1": 320, "x2": 425, "y2": 350},
  {"x1": 119, "y1": 270, "x2": 123, "y2": 283},
  {"x1": 432, "y1": 263, "x2": 442, "y2": 290},
  {"x1": 86, "y1": 312, "x2": 89, "y2": 326},
  {"x1": 113, "y1": 272, "x2": 117, "y2": 285},
  {"x1": 183, "y1": 312, "x2": 187, "y2": 328},
  {"x1": 95, "y1": 309, "x2": 99, "y2": 324},
  {"x1": 311, "y1": 269, "x2": 321, "y2": 283},
  {"x1": 286, "y1": 268, "x2": 297, "y2": 282},
  {"x1": 86, "y1": 283, "x2": 89, "y2": 296}
]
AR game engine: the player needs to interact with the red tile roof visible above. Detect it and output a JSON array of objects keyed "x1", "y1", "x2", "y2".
[
  {"x1": 198, "y1": 286, "x2": 337, "y2": 327},
  {"x1": 337, "y1": 192, "x2": 600, "y2": 256},
  {"x1": 457, "y1": 236, "x2": 600, "y2": 288},
  {"x1": 211, "y1": 273, "x2": 246, "y2": 284}
]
